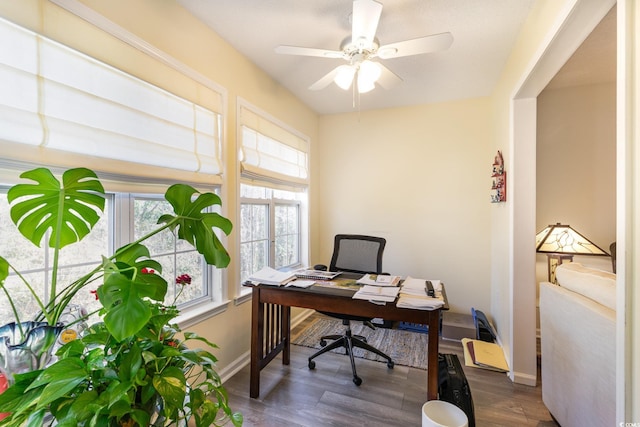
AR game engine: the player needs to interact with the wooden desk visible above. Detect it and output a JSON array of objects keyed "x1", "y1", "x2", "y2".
[{"x1": 249, "y1": 278, "x2": 448, "y2": 400}]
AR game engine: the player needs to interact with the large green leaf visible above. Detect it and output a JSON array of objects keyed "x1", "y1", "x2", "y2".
[
  {"x1": 28, "y1": 358, "x2": 88, "y2": 408},
  {"x1": 24, "y1": 408, "x2": 47, "y2": 427},
  {"x1": 127, "y1": 409, "x2": 151, "y2": 427},
  {"x1": 7, "y1": 167, "x2": 105, "y2": 249},
  {"x1": 98, "y1": 251, "x2": 168, "y2": 341},
  {"x1": 66, "y1": 390, "x2": 100, "y2": 422},
  {"x1": 158, "y1": 184, "x2": 232, "y2": 268},
  {"x1": 152, "y1": 366, "x2": 186, "y2": 410},
  {"x1": 117, "y1": 341, "x2": 142, "y2": 382},
  {"x1": 111, "y1": 243, "x2": 167, "y2": 301},
  {"x1": 98, "y1": 271, "x2": 152, "y2": 341},
  {"x1": 0, "y1": 370, "x2": 41, "y2": 414}
]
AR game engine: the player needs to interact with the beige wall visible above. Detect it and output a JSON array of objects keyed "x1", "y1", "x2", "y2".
[
  {"x1": 316, "y1": 99, "x2": 492, "y2": 314},
  {"x1": 536, "y1": 82, "x2": 617, "y2": 281}
]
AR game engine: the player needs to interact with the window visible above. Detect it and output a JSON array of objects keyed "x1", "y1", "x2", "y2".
[
  {"x1": 0, "y1": 188, "x2": 225, "y2": 327},
  {"x1": 240, "y1": 184, "x2": 304, "y2": 284},
  {"x1": 237, "y1": 101, "x2": 310, "y2": 292},
  {"x1": 130, "y1": 195, "x2": 221, "y2": 307},
  {"x1": 0, "y1": 189, "x2": 109, "y2": 326},
  {"x1": 0, "y1": 17, "x2": 228, "y2": 325}
]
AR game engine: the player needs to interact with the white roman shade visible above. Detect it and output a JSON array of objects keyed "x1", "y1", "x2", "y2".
[
  {"x1": 239, "y1": 105, "x2": 309, "y2": 189},
  {"x1": 0, "y1": 17, "x2": 223, "y2": 183}
]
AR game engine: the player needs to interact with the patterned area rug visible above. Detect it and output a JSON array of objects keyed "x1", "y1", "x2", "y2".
[{"x1": 291, "y1": 316, "x2": 429, "y2": 370}]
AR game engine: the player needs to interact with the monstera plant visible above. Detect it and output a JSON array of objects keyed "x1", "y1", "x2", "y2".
[{"x1": 0, "y1": 167, "x2": 242, "y2": 426}]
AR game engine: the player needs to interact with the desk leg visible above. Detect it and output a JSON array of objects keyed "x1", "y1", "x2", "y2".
[
  {"x1": 427, "y1": 310, "x2": 440, "y2": 400},
  {"x1": 250, "y1": 286, "x2": 263, "y2": 398},
  {"x1": 282, "y1": 305, "x2": 291, "y2": 365}
]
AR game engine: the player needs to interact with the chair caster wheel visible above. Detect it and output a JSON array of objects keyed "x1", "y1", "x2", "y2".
[
  {"x1": 320, "y1": 340, "x2": 327, "y2": 346},
  {"x1": 308, "y1": 360, "x2": 316, "y2": 369},
  {"x1": 387, "y1": 361, "x2": 395, "y2": 369},
  {"x1": 353, "y1": 376, "x2": 362, "y2": 386}
]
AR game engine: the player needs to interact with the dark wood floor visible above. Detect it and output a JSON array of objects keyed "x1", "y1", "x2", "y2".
[{"x1": 223, "y1": 314, "x2": 558, "y2": 426}]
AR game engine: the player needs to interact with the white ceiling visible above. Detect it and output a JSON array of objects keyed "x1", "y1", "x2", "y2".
[{"x1": 177, "y1": 0, "x2": 614, "y2": 115}]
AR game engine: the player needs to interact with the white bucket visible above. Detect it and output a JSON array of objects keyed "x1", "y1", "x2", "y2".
[{"x1": 421, "y1": 400, "x2": 468, "y2": 427}]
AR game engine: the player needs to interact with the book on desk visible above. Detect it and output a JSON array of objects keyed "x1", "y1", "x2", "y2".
[
  {"x1": 294, "y1": 269, "x2": 341, "y2": 280},
  {"x1": 247, "y1": 266, "x2": 296, "y2": 286},
  {"x1": 248, "y1": 267, "x2": 342, "y2": 286}
]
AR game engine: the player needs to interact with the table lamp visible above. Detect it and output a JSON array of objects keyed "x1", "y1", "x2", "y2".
[{"x1": 535, "y1": 223, "x2": 609, "y2": 283}]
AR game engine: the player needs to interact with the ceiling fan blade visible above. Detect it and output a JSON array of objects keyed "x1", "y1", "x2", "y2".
[
  {"x1": 352, "y1": 0, "x2": 383, "y2": 45},
  {"x1": 377, "y1": 32, "x2": 453, "y2": 59},
  {"x1": 275, "y1": 45, "x2": 343, "y2": 59},
  {"x1": 375, "y1": 62, "x2": 403, "y2": 89},
  {"x1": 309, "y1": 66, "x2": 344, "y2": 91}
]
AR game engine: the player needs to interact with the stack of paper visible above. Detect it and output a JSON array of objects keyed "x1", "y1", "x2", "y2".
[
  {"x1": 294, "y1": 269, "x2": 341, "y2": 280},
  {"x1": 285, "y1": 279, "x2": 316, "y2": 288},
  {"x1": 356, "y1": 274, "x2": 401, "y2": 286},
  {"x1": 396, "y1": 276, "x2": 445, "y2": 310},
  {"x1": 352, "y1": 285, "x2": 400, "y2": 302},
  {"x1": 248, "y1": 267, "x2": 296, "y2": 286},
  {"x1": 461, "y1": 338, "x2": 509, "y2": 372}
]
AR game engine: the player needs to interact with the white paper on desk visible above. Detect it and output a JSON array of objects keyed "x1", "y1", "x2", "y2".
[
  {"x1": 396, "y1": 294, "x2": 445, "y2": 310},
  {"x1": 359, "y1": 285, "x2": 400, "y2": 297},
  {"x1": 353, "y1": 285, "x2": 399, "y2": 302},
  {"x1": 248, "y1": 266, "x2": 296, "y2": 286},
  {"x1": 400, "y1": 277, "x2": 442, "y2": 296},
  {"x1": 286, "y1": 279, "x2": 316, "y2": 288},
  {"x1": 356, "y1": 274, "x2": 401, "y2": 287}
]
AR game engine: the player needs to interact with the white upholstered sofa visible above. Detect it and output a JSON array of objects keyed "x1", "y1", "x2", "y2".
[{"x1": 539, "y1": 262, "x2": 616, "y2": 427}]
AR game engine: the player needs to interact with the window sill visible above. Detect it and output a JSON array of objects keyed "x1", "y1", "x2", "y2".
[
  {"x1": 234, "y1": 288, "x2": 253, "y2": 306},
  {"x1": 176, "y1": 300, "x2": 229, "y2": 329}
]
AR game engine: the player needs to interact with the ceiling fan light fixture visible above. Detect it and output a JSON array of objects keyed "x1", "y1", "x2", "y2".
[
  {"x1": 359, "y1": 59, "x2": 381, "y2": 82},
  {"x1": 357, "y1": 70, "x2": 376, "y2": 93},
  {"x1": 334, "y1": 65, "x2": 356, "y2": 89}
]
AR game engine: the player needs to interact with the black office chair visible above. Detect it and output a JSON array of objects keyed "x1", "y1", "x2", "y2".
[{"x1": 309, "y1": 234, "x2": 394, "y2": 386}]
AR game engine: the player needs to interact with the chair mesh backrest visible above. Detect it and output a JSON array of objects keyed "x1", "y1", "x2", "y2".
[{"x1": 329, "y1": 235, "x2": 386, "y2": 274}]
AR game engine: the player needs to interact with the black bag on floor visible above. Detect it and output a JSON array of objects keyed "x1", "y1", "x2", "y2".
[{"x1": 438, "y1": 353, "x2": 476, "y2": 427}]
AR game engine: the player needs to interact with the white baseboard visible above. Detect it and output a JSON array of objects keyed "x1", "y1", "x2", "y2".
[
  {"x1": 219, "y1": 350, "x2": 251, "y2": 384},
  {"x1": 219, "y1": 309, "x2": 315, "y2": 384},
  {"x1": 511, "y1": 370, "x2": 537, "y2": 386}
]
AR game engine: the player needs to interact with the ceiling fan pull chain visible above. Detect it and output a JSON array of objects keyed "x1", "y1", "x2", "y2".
[{"x1": 352, "y1": 78, "x2": 356, "y2": 109}]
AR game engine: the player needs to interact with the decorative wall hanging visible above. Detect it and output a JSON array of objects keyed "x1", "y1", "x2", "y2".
[{"x1": 491, "y1": 151, "x2": 506, "y2": 203}]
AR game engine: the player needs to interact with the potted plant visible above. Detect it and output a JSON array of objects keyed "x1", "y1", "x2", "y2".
[{"x1": 0, "y1": 167, "x2": 242, "y2": 426}]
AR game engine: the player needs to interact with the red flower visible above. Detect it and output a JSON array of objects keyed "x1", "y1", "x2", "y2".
[
  {"x1": 175, "y1": 274, "x2": 192, "y2": 286},
  {"x1": 141, "y1": 267, "x2": 155, "y2": 274},
  {"x1": 90, "y1": 289, "x2": 99, "y2": 300}
]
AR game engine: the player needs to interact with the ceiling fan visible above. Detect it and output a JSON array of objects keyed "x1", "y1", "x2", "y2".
[{"x1": 275, "y1": 0, "x2": 453, "y2": 94}]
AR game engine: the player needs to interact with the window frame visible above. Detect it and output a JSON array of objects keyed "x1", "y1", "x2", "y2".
[
  {"x1": 238, "y1": 183, "x2": 307, "y2": 300},
  {"x1": 235, "y1": 101, "x2": 310, "y2": 301},
  {"x1": 0, "y1": 181, "x2": 229, "y2": 329},
  {"x1": 239, "y1": 192, "x2": 302, "y2": 279}
]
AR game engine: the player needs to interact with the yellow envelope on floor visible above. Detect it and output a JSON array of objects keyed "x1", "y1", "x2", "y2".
[{"x1": 462, "y1": 338, "x2": 509, "y2": 372}]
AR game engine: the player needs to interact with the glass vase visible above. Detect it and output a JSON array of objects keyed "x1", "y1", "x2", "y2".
[{"x1": 0, "y1": 321, "x2": 63, "y2": 383}]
